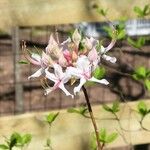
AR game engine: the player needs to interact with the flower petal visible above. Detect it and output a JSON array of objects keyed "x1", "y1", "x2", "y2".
[
  {"x1": 59, "y1": 82, "x2": 74, "y2": 98},
  {"x1": 105, "y1": 39, "x2": 116, "y2": 52},
  {"x1": 72, "y1": 29, "x2": 81, "y2": 46},
  {"x1": 89, "y1": 77, "x2": 109, "y2": 85},
  {"x1": 74, "y1": 78, "x2": 86, "y2": 95},
  {"x1": 102, "y1": 54, "x2": 117, "y2": 63},
  {"x1": 28, "y1": 68, "x2": 43, "y2": 79},
  {"x1": 45, "y1": 68, "x2": 58, "y2": 82},
  {"x1": 53, "y1": 64, "x2": 64, "y2": 79},
  {"x1": 66, "y1": 67, "x2": 83, "y2": 78}
]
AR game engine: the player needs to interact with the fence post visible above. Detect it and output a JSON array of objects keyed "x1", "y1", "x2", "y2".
[{"x1": 12, "y1": 26, "x2": 24, "y2": 113}]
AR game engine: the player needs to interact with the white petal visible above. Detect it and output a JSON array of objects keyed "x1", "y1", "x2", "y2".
[
  {"x1": 105, "y1": 39, "x2": 116, "y2": 52},
  {"x1": 102, "y1": 54, "x2": 117, "y2": 63},
  {"x1": 44, "y1": 87, "x2": 53, "y2": 95},
  {"x1": 45, "y1": 68, "x2": 58, "y2": 82},
  {"x1": 59, "y1": 82, "x2": 74, "y2": 98},
  {"x1": 53, "y1": 64, "x2": 64, "y2": 79},
  {"x1": 66, "y1": 67, "x2": 83, "y2": 78},
  {"x1": 76, "y1": 56, "x2": 90, "y2": 71},
  {"x1": 89, "y1": 77, "x2": 109, "y2": 85},
  {"x1": 28, "y1": 68, "x2": 43, "y2": 79},
  {"x1": 62, "y1": 73, "x2": 71, "y2": 84},
  {"x1": 74, "y1": 78, "x2": 86, "y2": 95}
]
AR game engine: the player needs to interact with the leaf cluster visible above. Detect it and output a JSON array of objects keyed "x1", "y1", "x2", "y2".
[
  {"x1": 45, "y1": 112, "x2": 59, "y2": 126},
  {"x1": 103, "y1": 101, "x2": 120, "y2": 114},
  {"x1": 67, "y1": 107, "x2": 88, "y2": 117},
  {"x1": 133, "y1": 66, "x2": 150, "y2": 90},
  {"x1": 99, "y1": 128, "x2": 118, "y2": 144},
  {"x1": 137, "y1": 101, "x2": 150, "y2": 117},
  {"x1": 91, "y1": 128, "x2": 118, "y2": 150},
  {"x1": 127, "y1": 37, "x2": 145, "y2": 49},
  {"x1": 0, "y1": 132, "x2": 32, "y2": 150},
  {"x1": 103, "y1": 21, "x2": 126, "y2": 40},
  {"x1": 134, "y1": 4, "x2": 150, "y2": 18}
]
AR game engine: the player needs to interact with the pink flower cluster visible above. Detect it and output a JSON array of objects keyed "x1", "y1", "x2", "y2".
[{"x1": 25, "y1": 29, "x2": 116, "y2": 98}]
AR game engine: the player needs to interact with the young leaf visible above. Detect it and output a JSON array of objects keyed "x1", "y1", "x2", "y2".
[
  {"x1": 112, "y1": 101, "x2": 120, "y2": 113},
  {"x1": 135, "y1": 66, "x2": 146, "y2": 79},
  {"x1": 97, "y1": 8, "x2": 108, "y2": 16},
  {"x1": 45, "y1": 112, "x2": 59, "y2": 125},
  {"x1": 143, "y1": 4, "x2": 150, "y2": 16},
  {"x1": 0, "y1": 144, "x2": 9, "y2": 149},
  {"x1": 22, "y1": 134, "x2": 32, "y2": 145},
  {"x1": 138, "y1": 101, "x2": 148, "y2": 116},
  {"x1": 9, "y1": 132, "x2": 21, "y2": 148},
  {"x1": 134, "y1": 6, "x2": 143, "y2": 17},
  {"x1": 144, "y1": 79, "x2": 150, "y2": 91},
  {"x1": 79, "y1": 107, "x2": 88, "y2": 115},
  {"x1": 99, "y1": 128, "x2": 106, "y2": 142},
  {"x1": 93, "y1": 67, "x2": 106, "y2": 80},
  {"x1": 105, "y1": 132, "x2": 118, "y2": 143},
  {"x1": 46, "y1": 138, "x2": 51, "y2": 147},
  {"x1": 67, "y1": 107, "x2": 88, "y2": 116},
  {"x1": 67, "y1": 108, "x2": 79, "y2": 113},
  {"x1": 127, "y1": 37, "x2": 145, "y2": 49},
  {"x1": 102, "y1": 104, "x2": 112, "y2": 113},
  {"x1": 18, "y1": 60, "x2": 29, "y2": 64}
]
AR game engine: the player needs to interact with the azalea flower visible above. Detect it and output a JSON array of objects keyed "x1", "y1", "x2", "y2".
[
  {"x1": 45, "y1": 64, "x2": 74, "y2": 98},
  {"x1": 66, "y1": 56, "x2": 109, "y2": 95},
  {"x1": 24, "y1": 28, "x2": 116, "y2": 97}
]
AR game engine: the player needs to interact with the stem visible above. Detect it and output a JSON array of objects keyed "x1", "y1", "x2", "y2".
[{"x1": 82, "y1": 86, "x2": 102, "y2": 150}]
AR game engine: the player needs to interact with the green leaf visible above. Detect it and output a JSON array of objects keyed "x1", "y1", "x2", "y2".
[
  {"x1": 46, "y1": 138, "x2": 51, "y2": 147},
  {"x1": 18, "y1": 60, "x2": 29, "y2": 64},
  {"x1": 45, "y1": 112, "x2": 59, "y2": 125},
  {"x1": 134, "y1": 6, "x2": 143, "y2": 17},
  {"x1": 97, "y1": 8, "x2": 108, "y2": 16},
  {"x1": 135, "y1": 66, "x2": 146, "y2": 79},
  {"x1": 143, "y1": 4, "x2": 150, "y2": 15},
  {"x1": 0, "y1": 144, "x2": 9, "y2": 149},
  {"x1": 103, "y1": 26, "x2": 113, "y2": 38},
  {"x1": 144, "y1": 79, "x2": 150, "y2": 91},
  {"x1": 22, "y1": 134, "x2": 32, "y2": 145},
  {"x1": 10, "y1": 132, "x2": 22, "y2": 146},
  {"x1": 146, "y1": 70, "x2": 150, "y2": 78},
  {"x1": 138, "y1": 101, "x2": 148, "y2": 116},
  {"x1": 99, "y1": 128, "x2": 106, "y2": 142},
  {"x1": 67, "y1": 108, "x2": 79, "y2": 113},
  {"x1": 137, "y1": 37, "x2": 145, "y2": 47},
  {"x1": 105, "y1": 132, "x2": 118, "y2": 143},
  {"x1": 67, "y1": 107, "x2": 88, "y2": 116},
  {"x1": 117, "y1": 29, "x2": 126, "y2": 40},
  {"x1": 79, "y1": 107, "x2": 88, "y2": 115},
  {"x1": 102, "y1": 104, "x2": 112, "y2": 113},
  {"x1": 112, "y1": 101, "x2": 120, "y2": 113},
  {"x1": 127, "y1": 37, "x2": 145, "y2": 49},
  {"x1": 93, "y1": 67, "x2": 106, "y2": 79}
]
